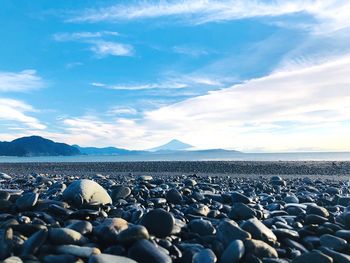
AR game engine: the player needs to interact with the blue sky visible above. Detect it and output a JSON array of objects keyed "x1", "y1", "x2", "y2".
[{"x1": 1, "y1": 0, "x2": 350, "y2": 151}]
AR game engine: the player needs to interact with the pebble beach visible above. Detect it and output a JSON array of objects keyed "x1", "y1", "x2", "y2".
[{"x1": 0, "y1": 161, "x2": 350, "y2": 263}]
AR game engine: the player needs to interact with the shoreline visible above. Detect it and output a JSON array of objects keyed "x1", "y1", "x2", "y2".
[{"x1": 1, "y1": 161, "x2": 350, "y2": 178}]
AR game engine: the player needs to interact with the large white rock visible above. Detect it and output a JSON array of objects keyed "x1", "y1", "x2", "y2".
[{"x1": 63, "y1": 179, "x2": 112, "y2": 206}]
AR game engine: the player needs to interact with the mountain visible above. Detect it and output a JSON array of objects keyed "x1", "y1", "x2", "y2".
[
  {"x1": 148, "y1": 139, "x2": 193, "y2": 152},
  {"x1": 73, "y1": 145, "x2": 145, "y2": 155},
  {"x1": 0, "y1": 136, "x2": 80, "y2": 157}
]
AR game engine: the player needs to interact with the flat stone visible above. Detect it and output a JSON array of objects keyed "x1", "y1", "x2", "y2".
[
  {"x1": 118, "y1": 225, "x2": 149, "y2": 245},
  {"x1": 306, "y1": 205, "x2": 329, "y2": 218},
  {"x1": 52, "y1": 245, "x2": 101, "y2": 257},
  {"x1": 88, "y1": 254, "x2": 137, "y2": 263},
  {"x1": 111, "y1": 186, "x2": 131, "y2": 202},
  {"x1": 128, "y1": 239, "x2": 171, "y2": 263},
  {"x1": 43, "y1": 254, "x2": 84, "y2": 263},
  {"x1": 166, "y1": 188, "x2": 183, "y2": 204},
  {"x1": 231, "y1": 192, "x2": 251, "y2": 204},
  {"x1": 16, "y1": 192, "x2": 38, "y2": 210},
  {"x1": 241, "y1": 218, "x2": 277, "y2": 244},
  {"x1": 217, "y1": 220, "x2": 251, "y2": 247},
  {"x1": 63, "y1": 180, "x2": 112, "y2": 206},
  {"x1": 66, "y1": 221, "x2": 93, "y2": 235},
  {"x1": 292, "y1": 251, "x2": 333, "y2": 263},
  {"x1": 140, "y1": 208, "x2": 175, "y2": 238},
  {"x1": 320, "y1": 234, "x2": 347, "y2": 251},
  {"x1": 21, "y1": 228, "x2": 48, "y2": 256},
  {"x1": 244, "y1": 239, "x2": 278, "y2": 258},
  {"x1": 188, "y1": 219, "x2": 215, "y2": 236},
  {"x1": 49, "y1": 228, "x2": 89, "y2": 246}
]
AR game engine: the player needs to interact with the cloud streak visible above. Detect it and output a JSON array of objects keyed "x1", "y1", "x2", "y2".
[
  {"x1": 0, "y1": 70, "x2": 45, "y2": 92},
  {"x1": 67, "y1": 0, "x2": 350, "y2": 33}
]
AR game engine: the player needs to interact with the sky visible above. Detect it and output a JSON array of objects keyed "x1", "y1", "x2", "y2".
[{"x1": 1, "y1": 0, "x2": 350, "y2": 152}]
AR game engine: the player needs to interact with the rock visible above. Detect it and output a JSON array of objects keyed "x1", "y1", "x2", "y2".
[
  {"x1": 111, "y1": 186, "x2": 131, "y2": 202},
  {"x1": 140, "y1": 208, "x2": 175, "y2": 238},
  {"x1": 231, "y1": 192, "x2": 251, "y2": 204},
  {"x1": 49, "y1": 228, "x2": 89, "y2": 245},
  {"x1": 128, "y1": 239, "x2": 171, "y2": 263},
  {"x1": 193, "y1": 248, "x2": 217, "y2": 263},
  {"x1": 43, "y1": 254, "x2": 84, "y2": 263},
  {"x1": 63, "y1": 180, "x2": 112, "y2": 206},
  {"x1": 0, "y1": 227, "x2": 13, "y2": 259},
  {"x1": 319, "y1": 246, "x2": 350, "y2": 263},
  {"x1": 244, "y1": 239, "x2": 278, "y2": 258},
  {"x1": 304, "y1": 214, "x2": 328, "y2": 225},
  {"x1": 118, "y1": 225, "x2": 149, "y2": 245},
  {"x1": 16, "y1": 192, "x2": 38, "y2": 210},
  {"x1": 21, "y1": 228, "x2": 48, "y2": 256},
  {"x1": 284, "y1": 194, "x2": 299, "y2": 204},
  {"x1": 241, "y1": 218, "x2": 277, "y2": 244},
  {"x1": 320, "y1": 234, "x2": 347, "y2": 250},
  {"x1": 66, "y1": 221, "x2": 93, "y2": 235},
  {"x1": 0, "y1": 173, "x2": 11, "y2": 180},
  {"x1": 189, "y1": 219, "x2": 215, "y2": 236},
  {"x1": 88, "y1": 254, "x2": 137, "y2": 263},
  {"x1": 306, "y1": 205, "x2": 329, "y2": 218},
  {"x1": 166, "y1": 189, "x2": 183, "y2": 204},
  {"x1": 292, "y1": 251, "x2": 333, "y2": 263},
  {"x1": 52, "y1": 245, "x2": 101, "y2": 257},
  {"x1": 230, "y1": 203, "x2": 256, "y2": 220},
  {"x1": 220, "y1": 240, "x2": 245, "y2": 263},
  {"x1": 217, "y1": 220, "x2": 251, "y2": 247},
  {"x1": 3, "y1": 257, "x2": 23, "y2": 263}
]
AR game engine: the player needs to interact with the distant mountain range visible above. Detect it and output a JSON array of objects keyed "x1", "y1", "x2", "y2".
[
  {"x1": 0, "y1": 136, "x2": 80, "y2": 157},
  {"x1": 0, "y1": 136, "x2": 241, "y2": 157}
]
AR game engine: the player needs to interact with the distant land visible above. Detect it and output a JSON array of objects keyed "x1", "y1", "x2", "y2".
[
  {"x1": 0, "y1": 136, "x2": 80, "y2": 157},
  {"x1": 0, "y1": 135, "x2": 241, "y2": 157}
]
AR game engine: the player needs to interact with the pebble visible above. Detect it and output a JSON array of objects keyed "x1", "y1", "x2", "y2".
[
  {"x1": 241, "y1": 218, "x2": 277, "y2": 244},
  {"x1": 111, "y1": 185, "x2": 131, "y2": 202},
  {"x1": 88, "y1": 254, "x2": 137, "y2": 263},
  {"x1": 320, "y1": 234, "x2": 347, "y2": 250},
  {"x1": 15, "y1": 192, "x2": 38, "y2": 210},
  {"x1": 220, "y1": 239, "x2": 245, "y2": 263},
  {"x1": 292, "y1": 251, "x2": 333, "y2": 263},
  {"x1": 128, "y1": 239, "x2": 172, "y2": 263},
  {"x1": 49, "y1": 228, "x2": 89, "y2": 245},
  {"x1": 188, "y1": 219, "x2": 216, "y2": 236},
  {"x1": 140, "y1": 208, "x2": 175, "y2": 238},
  {"x1": 63, "y1": 179, "x2": 112, "y2": 206}
]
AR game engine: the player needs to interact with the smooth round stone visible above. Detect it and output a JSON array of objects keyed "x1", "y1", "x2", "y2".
[
  {"x1": 138, "y1": 175, "x2": 153, "y2": 181},
  {"x1": 220, "y1": 240, "x2": 245, "y2": 263},
  {"x1": 244, "y1": 239, "x2": 278, "y2": 258},
  {"x1": 184, "y1": 179, "x2": 197, "y2": 187},
  {"x1": 0, "y1": 227, "x2": 13, "y2": 259},
  {"x1": 284, "y1": 195, "x2": 299, "y2": 204},
  {"x1": 16, "y1": 192, "x2": 38, "y2": 210},
  {"x1": 0, "y1": 200, "x2": 12, "y2": 212},
  {"x1": 128, "y1": 239, "x2": 171, "y2": 263},
  {"x1": 231, "y1": 192, "x2": 251, "y2": 204},
  {"x1": 3, "y1": 257, "x2": 23, "y2": 263},
  {"x1": 319, "y1": 246, "x2": 350, "y2": 263},
  {"x1": 21, "y1": 228, "x2": 48, "y2": 256},
  {"x1": 186, "y1": 204, "x2": 210, "y2": 217},
  {"x1": 118, "y1": 225, "x2": 149, "y2": 245},
  {"x1": 320, "y1": 234, "x2": 347, "y2": 250},
  {"x1": 241, "y1": 218, "x2": 277, "y2": 244},
  {"x1": 111, "y1": 186, "x2": 131, "y2": 202},
  {"x1": 230, "y1": 203, "x2": 256, "y2": 220},
  {"x1": 272, "y1": 229, "x2": 299, "y2": 240},
  {"x1": 49, "y1": 228, "x2": 89, "y2": 245},
  {"x1": 292, "y1": 251, "x2": 333, "y2": 263},
  {"x1": 88, "y1": 254, "x2": 137, "y2": 263},
  {"x1": 336, "y1": 230, "x2": 350, "y2": 241},
  {"x1": 166, "y1": 189, "x2": 183, "y2": 204},
  {"x1": 193, "y1": 248, "x2": 217, "y2": 263},
  {"x1": 63, "y1": 180, "x2": 112, "y2": 206},
  {"x1": 189, "y1": 219, "x2": 215, "y2": 236},
  {"x1": 304, "y1": 214, "x2": 328, "y2": 225},
  {"x1": 338, "y1": 197, "x2": 350, "y2": 207},
  {"x1": 217, "y1": 220, "x2": 251, "y2": 247},
  {"x1": 43, "y1": 254, "x2": 83, "y2": 263},
  {"x1": 0, "y1": 173, "x2": 11, "y2": 180},
  {"x1": 306, "y1": 205, "x2": 329, "y2": 218},
  {"x1": 140, "y1": 208, "x2": 175, "y2": 238},
  {"x1": 66, "y1": 221, "x2": 93, "y2": 235},
  {"x1": 0, "y1": 191, "x2": 10, "y2": 200},
  {"x1": 52, "y1": 245, "x2": 101, "y2": 257}
]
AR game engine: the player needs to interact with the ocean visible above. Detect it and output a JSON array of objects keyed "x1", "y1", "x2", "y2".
[{"x1": 1, "y1": 152, "x2": 350, "y2": 163}]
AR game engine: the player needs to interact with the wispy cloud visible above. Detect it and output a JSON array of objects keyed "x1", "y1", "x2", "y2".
[
  {"x1": 53, "y1": 31, "x2": 133, "y2": 58},
  {"x1": 0, "y1": 70, "x2": 45, "y2": 92},
  {"x1": 66, "y1": 0, "x2": 350, "y2": 33},
  {"x1": 91, "y1": 74, "x2": 222, "y2": 91},
  {"x1": 0, "y1": 98, "x2": 46, "y2": 130},
  {"x1": 90, "y1": 41, "x2": 134, "y2": 57},
  {"x1": 172, "y1": 46, "x2": 209, "y2": 57},
  {"x1": 107, "y1": 106, "x2": 138, "y2": 116},
  {"x1": 53, "y1": 31, "x2": 119, "y2": 41}
]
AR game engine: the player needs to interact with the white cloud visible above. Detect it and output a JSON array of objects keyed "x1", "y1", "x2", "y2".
[
  {"x1": 0, "y1": 98, "x2": 46, "y2": 130},
  {"x1": 173, "y1": 46, "x2": 209, "y2": 57},
  {"x1": 67, "y1": 0, "x2": 350, "y2": 33},
  {"x1": 60, "y1": 55, "x2": 350, "y2": 151},
  {"x1": 90, "y1": 41, "x2": 134, "y2": 57},
  {"x1": 107, "y1": 106, "x2": 138, "y2": 115},
  {"x1": 0, "y1": 70, "x2": 45, "y2": 92},
  {"x1": 53, "y1": 31, "x2": 119, "y2": 41}
]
